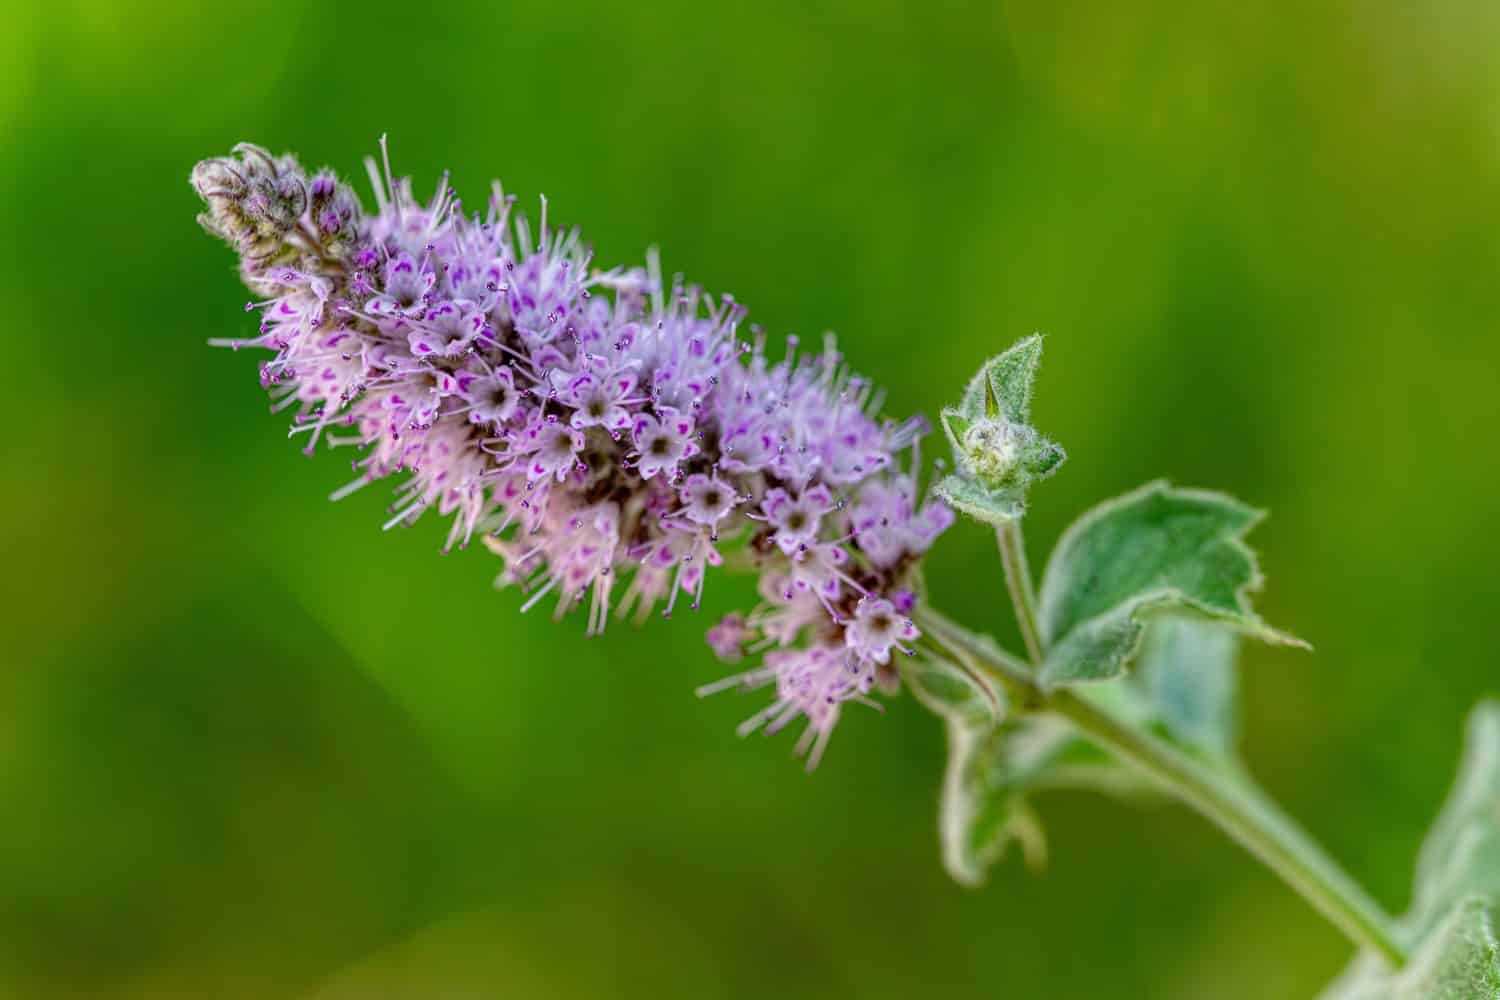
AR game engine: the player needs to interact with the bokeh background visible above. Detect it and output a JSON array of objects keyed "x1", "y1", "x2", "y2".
[{"x1": 5, "y1": 0, "x2": 1499, "y2": 996}]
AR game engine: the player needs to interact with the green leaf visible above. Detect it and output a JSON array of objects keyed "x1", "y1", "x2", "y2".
[
  {"x1": 935, "y1": 712, "x2": 1165, "y2": 887},
  {"x1": 1321, "y1": 898, "x2": 1500, "y2": 1000},
  {"x1": 1321, "y1": 701, "x2": 1500, "y2": 999},
  {"x1": 939, "y1": 408, "x2": 973, "y2": 457},
  {"x1": 958, "y1": 334, "x2": 1043, "y2": 424},
  {"x1": 938, "y1": 721, "x2": 1030, "y2": 886},
  {"x1": 1036, "y1": 481, "x2": 1307, "y2": 687},
  {"x1": 902, "y1": 656, "x2": 1002, "y2": 729},
  {"x1": 932, "y1": 474, "x2": 1025, "y2": 528},
  {"x1": 1410, "y1": 702, "x2": 1500, "y2": 934},
  {"x1": 1136, "y1": 617, "x2": 1239, "y2": 758},
  {"x1": 1397, "y1": 898, "x2": 1500, "y2": 1000},
  {"x1": 1021, "y1": 434, "x2": 1067, "y2": 478},
  {"x1": 916, "y1": 657, "x2": 1160, "y2": 886}
]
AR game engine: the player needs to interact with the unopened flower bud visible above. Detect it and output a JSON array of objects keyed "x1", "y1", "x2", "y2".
[
  {"x1": 191, "y1": 157, "x2": 247, "y2": 201},
  {"x1": 189, "y1": 143, "x2": 312, "y2": 264},
  {"x1": 961, "y1": 418, "x2": 1027, "y2": 486},
  {"x1": 936, "y1": 348, "x2": 1066, "y2": 517},
  {"x1": 307, "y1": 169, "x2": 362, "y2": 251}
]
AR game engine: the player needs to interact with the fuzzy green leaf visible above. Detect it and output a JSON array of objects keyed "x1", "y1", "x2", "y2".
[
  {"x1": 1321, "y1": 701, "x2": 1500, "y2": 999},
  {"x1": 939, "y1": 722, "x2": 1031, "y2": 886},
  {"x1": 958, "y1": 334, "x2": 1043, "y2": 423},
  {"x1": 1410, "y1": 702, "x2": 1500, "y2": 934},
  {"x1": 925, "y1": 685, "x2": 1158, "y2": 887},
  {"x1": 1022, "y1": 435, "x2": 1067, "y2": 478},
  {"x1": 1321, "y1": 898, "x2": 1500, "y2": 1000},
  {"x1": 1398, "y1": 898, "x2": 1500, "y2": 1000},
  {"x1": 932, "y1": 474, "x2": 1025, "y2": 528},
  {"x1": 1037, "y1": 481, "x2": 1307, "y2": 687},
  {"x1": 1136, "y1": 617, "x2": 1239, "y2": 758},
  {"x1": 939, "y1": 408, "x2": 973, "y2": 457}
]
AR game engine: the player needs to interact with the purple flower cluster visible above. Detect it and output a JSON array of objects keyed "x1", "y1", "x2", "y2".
[{"x1": 193, "y1": 141, "x2": 953, "y2": 766}]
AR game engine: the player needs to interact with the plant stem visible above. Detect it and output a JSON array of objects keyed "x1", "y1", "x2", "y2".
[
  {"x1": 996, "y1": 520, "x2": 1045, "y2": 666},
  {"x1": 914, "y1": 606, "x2": 1407, "y2": 968}
]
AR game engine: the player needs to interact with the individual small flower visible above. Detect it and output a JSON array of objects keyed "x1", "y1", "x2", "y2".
[
  {"x1": 748, "y1": 572, "x2": 826, "y2": 646},
  {"x1": 845, "y1": 597, "x2": 919, "y2": 665},
  {"x1": 631, "y1": 406, "x2": 696, "y2": 480},
  {"x1": 786, "y1": 541, "x2": 849, "y2": 609},
  {"x1": 706, "y1": 613, "x2": 750, "y2": 663},
  {"x1": 444, "y1": 256, "x2": 506, "y2": 305},
  {"x1": 407, "y1": 301, "x2": 481, "y2": 357},
  {"x1": 518, "y1": 415, "x2": 585, "y2": 483},
  {"x1": 716, "y1": 411, "x2": 778, "y2": 474},
  {"x1": 307, "y1": 170, "x2": 362, "y2": 249},
  {"x1": 460, "y1": 367, "x2": 521, "y2": 426},
  {"x1": 761, "y1": 484, "x2": 836, "y2": 556},
  {"x1": 678, "y1": 473, "x2": 737, "y2": 528},
  {"x1": 369, "y1": 252, "x2": 435, "y2": 322},
  {"x1": 562, "y1": 371, "x2": 636, "y2": 431},
  {"x1": 849, "y1": 472, "x2": 955, "y2": 569}
]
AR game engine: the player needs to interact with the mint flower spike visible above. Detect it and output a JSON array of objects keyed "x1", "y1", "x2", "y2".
[
  {"x1": 934, "y1": 334, "x2": 1065, "y2": 526},
  {"x1": 191, "y1": 142, "x2": 1499, "y2": 985},
  {"x1": 191, "y1": 139, "x2": 955, "y2": 769}
]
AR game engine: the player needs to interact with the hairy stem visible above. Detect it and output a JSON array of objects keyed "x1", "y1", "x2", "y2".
[
  {"x1": 915, "y1": 605, "x2": 1407, "y2": 968},
  {"x1": 996, "y1": 520, "x2": 1046, "y2": 666}
]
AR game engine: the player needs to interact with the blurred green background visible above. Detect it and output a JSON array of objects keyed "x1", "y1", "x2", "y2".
[{"x1": 5, "y1": 0, "x2": 1499, "y2": 996}]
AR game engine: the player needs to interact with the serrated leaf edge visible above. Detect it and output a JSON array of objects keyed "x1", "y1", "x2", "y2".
[
  {"x1": 1040, "y1": 586, "x2": 1307, "y2": 687},
  {"x1": 1035, "y1": 480, "x2": 1309, "y2": 688}
]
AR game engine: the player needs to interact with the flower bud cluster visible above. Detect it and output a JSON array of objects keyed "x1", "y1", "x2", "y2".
[{"x1": 194, "y1": 141, "x2": 954, "y2": 765}]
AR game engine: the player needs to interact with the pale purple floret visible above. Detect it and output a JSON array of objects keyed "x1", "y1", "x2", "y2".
[
  {"x1": 517, "y1": 415, "x2": 585, "y2": 483},
  {"x1": 408, "y1": 301, "x2": 483, "y2": 357},
  {"x1": 761, "y1": 484, "x2": 836, "y2": 556},
  {"x1": 630, "y1": 406, "x2": 696, "y2": 480},
  {"x1": 192, "y1": 138, "x2": 952, "y2": 767},
  {"x1": 678, "y1": 474, "x2": 737, "y2": 530},
  {"x1": 367, "y1": 252, "x2": 432, "y2": 321},
  {"x1": 706, "y1": 612, "x2": 749, "y2": 663},
  {"x1": 845, "y1": 596, "x2": 920, "y2": 665},
  {"x1": 562, "y1": 371, "x2": 636, "y2": 431},
  {"x1": 459, "y1": 367, "x2": 520, "y2": 426}
]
